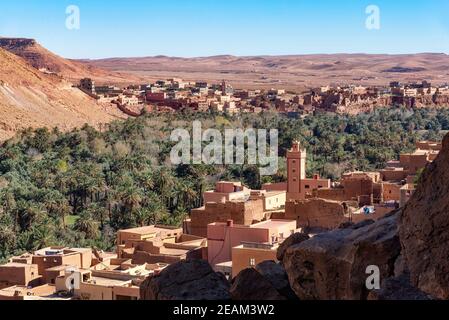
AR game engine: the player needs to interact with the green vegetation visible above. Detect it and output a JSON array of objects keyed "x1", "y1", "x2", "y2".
[{"x1": 0, "y1": 107, "x2": 448, "y2": 260}]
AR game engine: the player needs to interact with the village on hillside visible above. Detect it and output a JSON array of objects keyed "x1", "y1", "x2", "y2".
[{"x1": 78, "y1": 77, "x2": 449, "y2": 117}]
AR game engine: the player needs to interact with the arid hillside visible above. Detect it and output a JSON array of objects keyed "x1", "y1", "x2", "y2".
[
  {"x1": 81, "y1": 53, "x2": 449, "y2": 91},
  {"x1": 0, "y1": 47, "x2": 125, "y2": 141},
  {"x1": 0, "y1": 37, "x2": 142, "y2": 85}
]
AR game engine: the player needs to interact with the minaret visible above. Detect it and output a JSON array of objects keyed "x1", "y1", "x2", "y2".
[
  {"x1": 221, "y1": 80, "x2": 227, "y2": 96},
  {"x1": 286, "y1": 141, "x2": 306, "y2": 201}
]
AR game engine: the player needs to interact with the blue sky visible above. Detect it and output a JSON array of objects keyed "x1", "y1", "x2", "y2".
[{"x1": 1, "y1": 0, "x2": 449, "y2": 59}]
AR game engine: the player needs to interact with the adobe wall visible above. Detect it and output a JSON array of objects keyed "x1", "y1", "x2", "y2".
[
  {"x1": 190, "y1": 199, "x2": 265, "y2": 237},
  {"x1": 44, "y1": 268, "x2": 65, "y2": 285},
  {"x1": 262, "y1": 182, "x2": 287, "y2": 192},
  {"x1": 380, "y1": 169, "x2": 408, "y2": 182},
  {"x1": 77, "y1": 283, "x2": 114, "y2": 300},
  {"x1": 113, "y1": 285, "x2": 140, "y2": 300},
  {"x1": 285, "y1": 198, "x2": 346, "y2": 229},
  {"x1": 341, "y1": 178, "x2": 373, "y2": 200},
  {"x1": 316, "y1": 188, "x2": 346, "y2": 201},
  {"x1": 382, "y1": 183, "x2": 402, "y2": 202},
  {"x1": 32, "y1": 253, "x2": 82, "y2": 275},
  {"x1": 406, "y1": 154, "x2": 430, "y2": 174},
  {"x1": 0, "y1": 264, "x2": 40, "y2": 288},
  {"x1": 131, "y1": 251, "x2": 185, "y2": 265}
]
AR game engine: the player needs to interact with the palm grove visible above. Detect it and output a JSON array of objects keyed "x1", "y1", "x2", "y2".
[{"x1": 1, "y1": 107, "x2": 448, "y2": 262}]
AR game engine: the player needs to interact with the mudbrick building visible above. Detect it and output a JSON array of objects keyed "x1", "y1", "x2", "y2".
[
  {"x1": 0, "y1": 225, "x2": 207, "y2": 300},
  {"x1": 262, "y1": 140, "x2": 439, "y2": 230}
]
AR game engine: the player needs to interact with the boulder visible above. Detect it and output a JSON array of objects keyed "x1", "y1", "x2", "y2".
[
  {"x1": 283, "y1": 212, "x2": 400, "y2": 300},
  {"x1": 255, "y1": 261, "x2": 298, "y2": 300},
  {"x1": 367, "y1": 274, "x2": 433, "y2": 300},
  {"x1": 276, "y1": 232, "x2": 309, "y2": 263},
  {"x1": 399, "y1": 133, "x2": 449, "y2": 299},
  {"x1": 230, "y1": 268, "x2": 286, "y2": 300},
  {"x1": 140, "y1": 259, "x2": 230, "y2": 300}
]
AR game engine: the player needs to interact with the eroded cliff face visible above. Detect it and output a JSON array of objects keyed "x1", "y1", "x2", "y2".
[
  {"x1": 399, "y1": 133, "x2": 449, "y2": 299},
  {"x1": 0, "y1": 37, "x2": 141, "y2": 83},
  {"x1": 0, "y1": 38, "x2": 52, "y2": 71},
  {"x1": 0, "y1": 47, "x2": 124, "y2": 141}
]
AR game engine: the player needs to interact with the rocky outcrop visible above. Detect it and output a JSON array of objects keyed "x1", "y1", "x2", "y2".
[
  {"x1": 140, "y1": 259, "x2": 230, "y2": 300},
  {"x1": 230, "y1": 268, "x2": 286, "y2": 300},
  {"x1": 255, "y1": 261, "x2": 298, "y2": 300},
  {"x1": 276, "y1": 232, "x2": 309, "y2": 264},
  {"x1": 283, "y1": 214, "x2": 400, "y2": 300},
  {"x1": 399, "y1": 133, "x2": 449, "y2": 299},
  {"x1": 230, "y1": 261, "x2": 297, "y2": 300}
]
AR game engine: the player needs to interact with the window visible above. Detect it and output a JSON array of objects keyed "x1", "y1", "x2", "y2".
[
  {"x1": 249, "y1": 258, "x2": 256, "y2": 267},
  {"x1": 279, "y1": 233, "x2": 284, "y2": 239},
  {"x1": 305, "y1": 185, "x2": 310, "y2": 189}
]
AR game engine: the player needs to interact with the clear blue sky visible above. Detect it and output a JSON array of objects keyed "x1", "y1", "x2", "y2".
[{"x1": 1, "y1": 0, "x2": 449, "y2": 59}]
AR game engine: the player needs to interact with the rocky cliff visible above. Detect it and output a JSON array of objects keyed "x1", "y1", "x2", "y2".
[
  {"x1": 399, "y1": 133, "x2": 449, "y2": 299},
  {"x1": 0, "y1": 37, "x2": 140, "y2": 84},
  {"x1": 0, "y1": 47, "x2": 124, "y2": 140}
]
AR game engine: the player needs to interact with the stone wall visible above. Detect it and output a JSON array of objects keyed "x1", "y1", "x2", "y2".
[
  {"x1": 190, "y1": 199, "x2": 265, "y2": 237},
  {"x1": 285, "y1": 198, "x2": 346, "y2": 230}
]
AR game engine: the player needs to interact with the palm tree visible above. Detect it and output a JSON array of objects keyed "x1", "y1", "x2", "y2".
[
  {"x1": 17, "y1": 202, "x2": 46, "y2": 231},
  {"x1": 118, "y1": 184, "x2": 143, "y2": 213},
  {"x1": 133, "y1": 208, "x2": 151, "y2": 227},
  {"x1": 140, "y1": 192, "x2": 168, "y2": 226},
  {"x1": 174, "y1": 181, "x2": 197, "y2": 211},
  {"x1": 30, "y1": 221, "x2": 55, "y2": 250},
  {"x1": 85, "y1": 203, "x2": 108, "y2": 229},
  {"x1": 40, "y1": 190, "x2": 71, "y2": 228},
  {"x1": 0, "y1": 191, "x2": 17, "y2": 231},
  {"x1": 0, "y1": 225, "x2": 16, "y2": 259},
  {"x1": 153, "y1": 168, "x2": 175, "y2": 208},
  {"x1": 74, "y1": 212, "x2": 100, "y2": 239}
]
